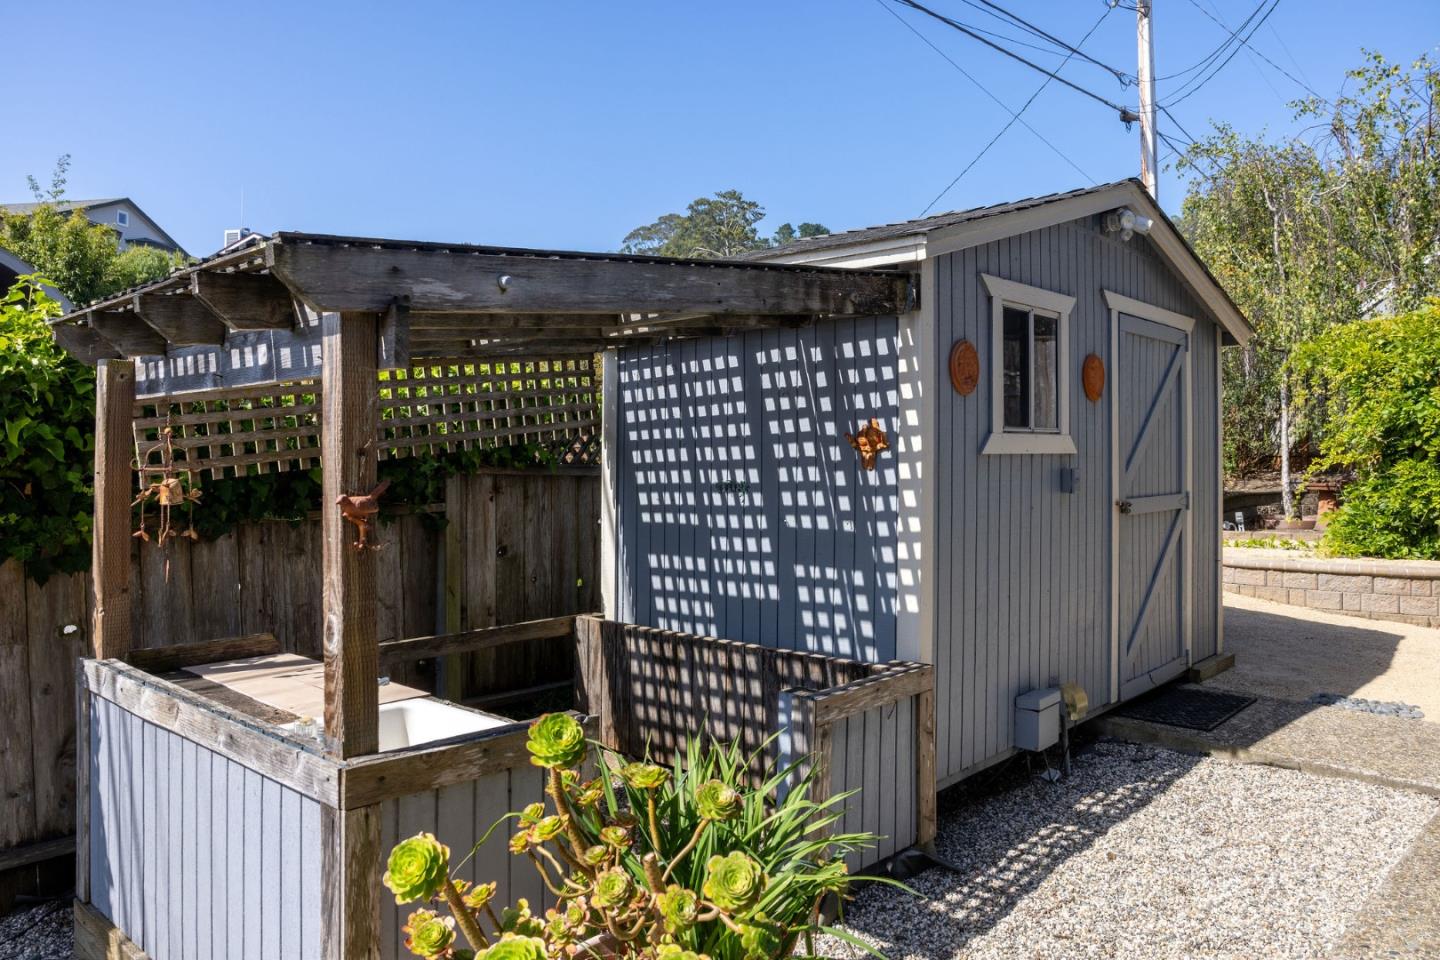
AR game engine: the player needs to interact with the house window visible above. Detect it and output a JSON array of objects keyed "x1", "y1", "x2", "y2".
[
  {"x1": 116, "y1": 211, "x2": 129, "y2": 227},
  {"x1": 981, "y1": 274, "x2": 1076, "y2": 455}
]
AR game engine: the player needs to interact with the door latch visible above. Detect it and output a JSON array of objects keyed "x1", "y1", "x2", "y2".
[{"x1": 1116, "y1": 499, "x2": 1133, "y2": 514}]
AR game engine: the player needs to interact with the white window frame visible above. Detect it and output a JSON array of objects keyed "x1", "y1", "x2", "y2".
[
  {"x1": 116, "y1": 210, "x2": 129, "y2": 227},
  {"x1": 980, "y1": 273, "x2": 1077, "y2": 455}
]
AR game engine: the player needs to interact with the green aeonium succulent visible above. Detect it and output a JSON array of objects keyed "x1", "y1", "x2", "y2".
[
  {"x1": 402, "y1": 908, "x2": 456, "y2": 958},
  {"x1": 702, "y1": 852, "x2": 766, "y2": 914},
  {"x1": 599, "y1": 825, "x2": 631, "y2": 848},
  {"x1": 478, "y1": 934, "x2": 548, "y2": 960},
  {"x1": 384, "y1": 833, "x2": 451, "y2": 904},
  {"x1": 581, "y1": 844, "x2": 611, "y2": 868},
  {"x1": 592, "y1": 867, "x2": 634, "y2": 909},
  {"x1": 620, "y1": 761, "x2": 670, "y2": 790},
  {"x1": 656, "y1": 884, "x2": 700, "y2": 933},
  {"x1": 530, "y1": 815, "x2": 566, "y2": 843},
  {"x1": 526, "y1": 713, "x2": 587, "y2": 769},
  {"x1": 658, "y1": 947, "x2": 710, "y2": 960},
  {"x1": 695, "y1": 778, "x2": 742, "y2": 821},
  {"x1": 737, "y1": 917, "x2": 782, "y2": 960}
]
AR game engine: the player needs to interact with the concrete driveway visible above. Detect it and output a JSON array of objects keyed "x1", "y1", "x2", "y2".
[{"x1": 1209, "y1": 592, "x2": 1440, "y2": 718}]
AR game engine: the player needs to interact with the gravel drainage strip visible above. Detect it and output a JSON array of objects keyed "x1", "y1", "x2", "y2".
[
  {"x1": 1308, "y1": 692, "x2": 1426, "y2": 720},
  {"x1": 817, "y1": 741, "x2": 1438, "y2": 960}
]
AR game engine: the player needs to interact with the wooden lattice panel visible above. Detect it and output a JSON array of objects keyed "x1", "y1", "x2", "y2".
[{"x1": 133, "y1": 356, "x2": 599, "y2": 480}]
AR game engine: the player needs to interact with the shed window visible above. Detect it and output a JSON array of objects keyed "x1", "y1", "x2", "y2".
[
  {"x1": 981, "y1": 274, "x2": 1076, "y2": 455},
  {"x1": 1001, "y1": 305, "x2": 1059, "y2": 432},
  {"x1": 116, "y1": 211, "x2": 129, "y2": 227}
]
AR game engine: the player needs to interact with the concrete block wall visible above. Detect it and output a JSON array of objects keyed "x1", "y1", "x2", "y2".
[{"x1": 1223, "y1": 548, "x2": 1440, "y2": 629}]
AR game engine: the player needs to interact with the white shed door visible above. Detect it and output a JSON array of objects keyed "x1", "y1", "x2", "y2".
[{"x1": 1115, "y1": 312, "x2": 1191, "y2": 699}]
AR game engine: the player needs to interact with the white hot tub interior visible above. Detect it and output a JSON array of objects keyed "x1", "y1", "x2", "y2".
[{"x1": 378, "y1": 697, "x2": 511, "y2": 751}]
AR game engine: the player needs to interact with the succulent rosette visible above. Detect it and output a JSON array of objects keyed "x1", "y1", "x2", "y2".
[
  {"x1": 519, "y1": 802, "x2": 546, "y2": 826},
  {"x1": 526, "y1": 713, "x2": 587, "y2": 769},
  {"x1": 402, "y1": 908, "x2": 456, "y2": 958},
  {"x1": 656, "y1": 884, "x2": 700, "y2": 933},
  {"x1": 581, "y1": 844, "x2": 611, "y2": 868},
  {"x1": 591, "y1": 866, "x2": 634, "y2": 909},
  {"x1": 694, "y1": 778, "x2": 742, "y2": 821},
  {"x1": 478, "y1": 935, "x2": 548, "y2": 960},
  {"x1": 384, "y1": 833, "x2": 451, "y2": 904},
  {"x1": 599, "y1": 825, "x2": 631, "y2": 849},
  {"x1": 702, "y1": 852, "x2": 766, "y2": 914},
  {"x1": 657, "y1": 948, "x2": 709, "y2": 960},
  {"x1": 508, "y1": 830, "x2": 531, "y2": 855},
  {"x1": 573, "y1": 778, "x2": 604, "y2": 807},
  {"x1": 737, "y1": 917, "x2": 782, "y2": 960},
  {"x1": 620, "y1": 761, "x2": 670, "y2": 791},
  {"x1": 463, "y1": 880, "x2": 498, "y2": 911},
  {"x1": 530, "y1": 814, "x2": 566, "y2": 843}
]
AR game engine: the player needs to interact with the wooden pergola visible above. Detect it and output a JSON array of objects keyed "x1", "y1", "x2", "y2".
[{"x1": 56, "y1": 232, "x2": 916, "y2": 760}]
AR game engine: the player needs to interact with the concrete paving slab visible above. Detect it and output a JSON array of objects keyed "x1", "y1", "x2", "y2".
[
  {"x1": 1331, "y1": 810, "x2": 1440, "y2": 958},
  {"x1": 1215, "y1": 592, "x2": 1440, "y2": 717}
]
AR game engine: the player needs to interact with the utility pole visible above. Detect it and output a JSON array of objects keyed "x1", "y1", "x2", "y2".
[{"x1": 1137, "y1": 0, "x2": 1158, "y2": 201}]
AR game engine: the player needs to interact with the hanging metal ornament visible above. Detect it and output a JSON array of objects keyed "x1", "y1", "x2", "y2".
[{"x1": 133, "y1": 422, "x2": 202, "y2": 549}]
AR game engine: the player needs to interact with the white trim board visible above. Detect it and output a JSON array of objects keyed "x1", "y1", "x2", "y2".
[
  {"x1": 979, "y1": 273, "x2": 1077, "y2": 457},
  {"x1": 599, "y1": 348, "x2": 620, "y2": 620},
  {"x1": 894, "y1": 256, "x2": 938, "y2": 665}
]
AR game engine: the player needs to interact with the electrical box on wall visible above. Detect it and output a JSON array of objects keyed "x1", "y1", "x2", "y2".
[{"x1": 1015, "y1": 687, "x2": 1062, "y2": 751}]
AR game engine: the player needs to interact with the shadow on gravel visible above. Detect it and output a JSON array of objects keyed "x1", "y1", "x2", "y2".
[{"x1": 835, "y1": 738, "x2": 1201, "y2": 959}]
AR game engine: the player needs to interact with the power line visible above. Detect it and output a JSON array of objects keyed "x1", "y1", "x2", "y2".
[
  {"x1": 871, "y1": 0, "x2": 1096, "y2": 194},
  {"x1": 1178, "y1": 0, "x2": 1327, "y2": 104},
  {"x1": 953, "y1": 0, "x2": 1133, "y2": 84},
  {"x1": 919, "y1": 4, "x2": 1116, "y2": 215},
  {"x1": 888, "y1": 0, "x2": 1136, "y2": 120},
  {"x1": 1151, "y1": 0, "x2": 1269, "y2": 82},
  {"x1": 1162, "y1": 0, "x2": 1282, "y2": 108}
]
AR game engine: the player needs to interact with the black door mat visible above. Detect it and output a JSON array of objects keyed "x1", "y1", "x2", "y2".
[{"x1": 1114, "y1": 688, "x2": 1257, "y2": 731}]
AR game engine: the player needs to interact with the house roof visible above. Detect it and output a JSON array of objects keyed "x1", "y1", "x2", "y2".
[
  {"x1": 745, "y1": 178, "x2": 1254, "y2": 345},
  {"x1": 0, "y1": 196, "x2": 187, "y2": 256},
  {"x1": 738, "y1": 182, "x2": 1116, "y2": 261}
]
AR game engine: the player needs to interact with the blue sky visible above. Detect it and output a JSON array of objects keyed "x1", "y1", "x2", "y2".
[{"x1": 6, "y1": 1, "x2": 1436, "y2": 255}]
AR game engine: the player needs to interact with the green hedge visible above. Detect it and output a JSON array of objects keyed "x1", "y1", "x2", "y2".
[{"x1": 1293, "y1": 301, "x2": 1440, "y2": 560}]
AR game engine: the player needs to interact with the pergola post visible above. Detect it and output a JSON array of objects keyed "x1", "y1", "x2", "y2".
[
  {"x1": 92, "y1": 358, "x2": 135, "y2": 659},
  {"x1": 321, "y1": 311, "x2": 380, "y2": 758}
]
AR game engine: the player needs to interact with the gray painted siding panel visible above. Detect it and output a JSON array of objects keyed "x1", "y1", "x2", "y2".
[
  {"x1": 86, "y1": 692, "x2": 322, "y2": 960},
  {"x1": 826, "y1": 696, "x2": 919, "y2": 868},
  {"x1": 616, "y1": 321, "x2": 901, "y2": 661},
  {"x1": 935, "y1": 216, "x2": 1224, "y2": 783},
  {"x1": 378, "y1": 769, "x2": 544, "y2": 960}
]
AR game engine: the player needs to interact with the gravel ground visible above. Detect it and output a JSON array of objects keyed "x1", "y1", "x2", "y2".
[
  {"x1": 0, "y1": 900, "x2": 71, "y2": 960},
  {"x1": 817, "y1": 740, "x2": 1438, "y2": 960}
]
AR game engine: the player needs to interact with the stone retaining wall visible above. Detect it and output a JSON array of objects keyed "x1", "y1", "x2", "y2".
[{"x1": 1223, "y1": 548, "x2": 1440, "y2": 629}]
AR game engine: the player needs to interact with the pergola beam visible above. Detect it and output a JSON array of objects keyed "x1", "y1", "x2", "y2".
[
  {"x1": 48, "y1": 321, "x2": 120, "y2": 365},
  {"x1": 87, "y1": 308, "x2": 167, "y2": 358},
  {"x1": 131, "y1": 293, "x2": 228, "y2": 345},
  {"x1": 191, "y1": 271, "x2": 299, "y2": 331},
  {"x1": 267, "y1": 239, "x2": 911, "y2": 316}
]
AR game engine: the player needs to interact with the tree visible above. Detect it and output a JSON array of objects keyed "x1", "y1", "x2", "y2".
[
  {"x1": 622, "y1": 190, "x2": 828, "y2": 258},
  {"x1": 1176, "y1": 52, "x2": 1440, "y2": 513},
  {"x1": 0, "y1": 156, "x2": 182, "y2": 304}
]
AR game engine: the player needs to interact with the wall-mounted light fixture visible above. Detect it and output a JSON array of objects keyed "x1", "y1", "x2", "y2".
[{"x1": 1103, "y1": 208, "x2": 1154, "y2": 242}]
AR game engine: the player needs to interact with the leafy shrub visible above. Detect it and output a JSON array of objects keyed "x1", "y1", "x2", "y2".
[
  {"x1": 1292, "y1": 302, "x2": 1440, "y2": 559},
  {"x1": 384, "y1": 715, "x2": 893, "y2": 959},
  {"x1": 0, "y1": 276, "x2": 96, "y2": 581}
]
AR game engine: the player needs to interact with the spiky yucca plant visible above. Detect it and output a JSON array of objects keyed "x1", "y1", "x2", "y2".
[{"x1": 383, "y1": 714, "x2": 898, "y2": 960}]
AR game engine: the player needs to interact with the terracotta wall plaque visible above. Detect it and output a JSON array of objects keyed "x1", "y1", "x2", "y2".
[
  {"x1": 1082, "y1": 353, "x2": 1105, "y2": 403},
  {"x1": 949, "y1": 339, "x2": 979, "y2": 396}
]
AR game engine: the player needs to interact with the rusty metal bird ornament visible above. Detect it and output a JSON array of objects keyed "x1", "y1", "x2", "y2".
[
  {"x1": 337, "y1": 478, "x2": 391, "y2": 551},
  {"x1": 844, "y1": 418, "x2": 889, "y2": 471}
]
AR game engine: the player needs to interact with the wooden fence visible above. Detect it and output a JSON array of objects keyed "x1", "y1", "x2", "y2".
[
  {"x1": 0, "y1": 467, "x2": 599, "y2": 882},
  {"x1": 573, "y1": 618, "x2": 936, "y2": 865}
]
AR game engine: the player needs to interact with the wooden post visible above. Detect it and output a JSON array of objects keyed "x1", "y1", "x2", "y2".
[
  {"x1": 916, "y1": 686, "x2": 937, "y2": 846},
  {"x1": 92, "y1": 359, "x2": 135, "y2": 660},
  {"x1": 321, "y1": 804, "x2": 382, "y2": 960},
  {"x1": 321, "y1": 312, "x2": 380, "y2": 758}
]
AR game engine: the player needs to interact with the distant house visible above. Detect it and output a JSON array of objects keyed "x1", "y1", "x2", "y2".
[{"x1": 0, "y1": 197, "x2": 187, "y2": 257}]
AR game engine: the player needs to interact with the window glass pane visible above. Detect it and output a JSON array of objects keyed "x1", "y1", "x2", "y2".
[
  {"x1": 1002, "y1": 306, "x2": 1029, "y2": 429},
  {"x1": 1033, "y1": 313, "x2": 1058, "y2": 431}
]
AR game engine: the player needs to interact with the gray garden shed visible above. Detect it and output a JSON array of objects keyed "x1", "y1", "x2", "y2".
[{"x1": 600, "y1": 178, "x2": 1253, "y2": 788}]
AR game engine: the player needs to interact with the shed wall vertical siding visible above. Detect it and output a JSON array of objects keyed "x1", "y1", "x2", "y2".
[
  {"x1": 87, "y1": 692, "x2": 323, "y2": 960},
  {"x1": 934, "y1": 217, "x2": 1223, "y2": 783},
  {"x1": 615, "y1": 321, "x2": 901, "y2": 662}
]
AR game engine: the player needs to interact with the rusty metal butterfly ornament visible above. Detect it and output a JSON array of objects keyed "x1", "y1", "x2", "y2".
[{"x1": 844, "y1": 418, "x2": 890, "y2": 471}]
